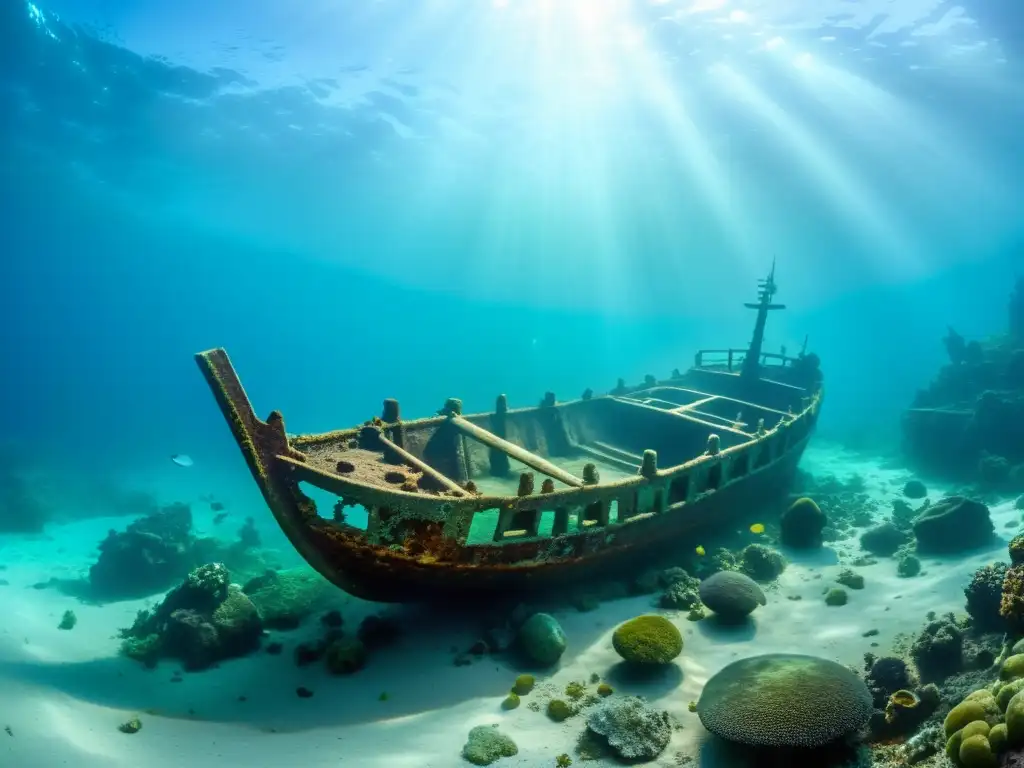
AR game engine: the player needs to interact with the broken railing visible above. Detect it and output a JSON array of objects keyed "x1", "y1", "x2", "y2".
[{"x1": 694, "y1": 348, "x2": 799, "y2": 371}]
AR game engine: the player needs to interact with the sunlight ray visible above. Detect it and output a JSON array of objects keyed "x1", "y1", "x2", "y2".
[
  {"x1": 709, "y1": 64, "x2": 924, "y2": 276},
  {"x1": 789, "y1": 61, "x2": 1014, "y2": 209}
]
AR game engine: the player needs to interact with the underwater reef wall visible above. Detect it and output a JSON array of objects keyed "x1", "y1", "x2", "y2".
[{"x1": 902, "y1": 278, "x2": 1024, "y2": 487}]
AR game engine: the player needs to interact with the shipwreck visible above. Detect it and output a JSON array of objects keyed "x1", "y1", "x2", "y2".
[{"x1": 196, "y1": 266, "x2": 823, "y2": 602}]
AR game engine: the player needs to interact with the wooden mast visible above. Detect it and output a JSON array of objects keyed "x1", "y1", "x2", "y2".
[{"x1": 740, "y1": 259, "x2": 786, "y2": 379}]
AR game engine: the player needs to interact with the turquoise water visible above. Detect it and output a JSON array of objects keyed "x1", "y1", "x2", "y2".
[{"x1": 1, "y1": 2, "x2": 1023, "y2": 766}]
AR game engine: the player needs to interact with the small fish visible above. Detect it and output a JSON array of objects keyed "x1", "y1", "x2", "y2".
[
  {"x1": 749, "y1": 523, "x2": 765, "y2": 535},
  {"x1": 210, "y1": 501, "x2": 225, "y2": 512},
  {"x1": 378, "y1": 692, "x2": 389, "y2": 701},
  {"x1": 695, "y1": 545, "x2": 705, "y2": 556},
  {"x1": 171, "y1": 454, "x2": 194, "y2": 468},
  {"x1": 4, "y1": 725, "x2": 12, "y2": 737},
  {"x1": 213, "y1": 512, "x2": 229, "y2": 525}
]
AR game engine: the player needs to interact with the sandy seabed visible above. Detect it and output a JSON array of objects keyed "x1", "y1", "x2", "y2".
[{"x1": 0, "y1": 441, "x2": 1017, "y2": 768}]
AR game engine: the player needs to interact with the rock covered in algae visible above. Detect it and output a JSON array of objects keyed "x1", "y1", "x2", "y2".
[
  {"x1": 118, "y1": 563, "x2": 262, "y2": 671},
  {"x1": 461, "y1": 725, "x2": 517, "y2": 765},
  {"x1": 696, "y1": 654, "x2": 872, "y2": 748},
  {"x1": 912, "y1": 496, "x2": 994, "y2": 554},
  {"x1": 89, "y1": 503, "x2": 196, "y2": 599},
  {"x1": 779, "y1": 497, "x2": 826, "y2": 548},
  {"x1": 611, "y1": 615, "x2": 682, "y2": 665},
  {"x1": 516, "y1": 613, "x2": 566, "y2": 666},
  {"x1": 242, "y1": 568, "x2": 338, "y2": 630}
]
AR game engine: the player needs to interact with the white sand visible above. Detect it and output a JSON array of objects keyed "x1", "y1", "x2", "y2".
[{"x1": 0, "y1": 442, "x2": 1018, "y2": 768}]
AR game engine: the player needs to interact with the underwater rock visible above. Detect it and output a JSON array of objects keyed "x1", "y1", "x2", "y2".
[
  {"x1": 825, "y1": 587, "x2": 848, "y2": 606},
  {"x1": 118, "y1": 563, "x2": 263, "y2": 671},
  {"x1": 836, "y1": 568, "x2": 865, "y2": 590},
  {"x1": 965, "y1": 563, "x2": 1009, "y2": 631},
  {"x1": 779, "y1": 497, "x2": 826, "y2": 549},
  {"x1": 611, "y1": 615, "x2": 682, "y2": 665},
  {"x1": 698, "y1": 571, "x2": 765, "y2": 620},
  {"x1": 462, "y1": 725, "x2": 518, "y2": 765},
  {"x1": 898, "y1": 552, "x2": 922, "y2": 578},
  {"x1": 913, "y1": 497, "x2": 994, "y2": 554},
  {"x1": 325, "y1": 638, "x2": 367, "y2": 675},
  {"x1": 860, "y1": 522, "x2": 911, "y2": 557},
  {"x1": 586, "y1": 696, "x2": 671, "y2": 762},
  {"x1": 516, "y1": 612, "x2": 566, "y2": 666},
  {"x1": 89, "y1": 503, "x2": 196, "y2": 599},
  {"x1": 242, "y1": 568, "x2": 338, "y2": 630},
  {"x1": 696, "y1": 654, "x2": 872, "y2": 748},
  {"x1": 904, "y1": 480, "x2": 928, "y2": 499}
]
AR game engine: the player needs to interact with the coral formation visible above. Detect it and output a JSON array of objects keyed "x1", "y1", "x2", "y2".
[
  {"x1": 585, "y1": 696, "x2": 672, "y2": 761},
  {"x1": 898, "y1": 553, "x2": 922, "y2": 578},
  {"x1": 911, "y1": 615, "x2": 964, "y2": 682},
  {"x1": 865, "y1": 656, "x2": 914, "y2": 708},
  {"x1": 860, "y1": 522, "x2": 910, "y2": 557},
  {"x1": 611, "y1": 615, "x2": 683, "y2": 665},
  {"x1": 242, "y1": 568, "x2": 337, "y2": 630},
  {"x1": 904, "y1": 289, "x2": 1024, "y2": 482},
  {"x1": 696, "y1": 654, "x2": 872, "y2": 748},
  {"x1": 825, "y1": 588, "x2": 848, "y2": 606},
  {"x1": 516, "y1": 613, "x2": 566, "y2": 666},
  {"x1": 547, "y1": 699, "x2": 572, "y2": 722},
  {"x1": 779, "y1": 497, "x2": 826, "y2": 548},
  {"x1": 512, "y1": 674, "x2": 535, "y2": 695},
  {"x1": 118, "y1": 563, "x2": 263, "y2": 671},
  {"x1": 739, "y1": 544, "x2": 786, "y2": 582},
  {"x1": 659, "y1": 572, "x2": 701, "y2": 610},
  {"x1": 89, "y1": 503, "x2": 196, "y2": 599},
  {"x1": 461, "y1": 725, "x2": 518, "y2": 765},
  {"x1": 698, "y1": 571, "x2": 766, "y2": 620},
  {"x1": 836, "y1": 568, "x2": 865, "y2": 590},
  {"x1": 942, "y1": 688, "x2": 1014, "y2": 767},
  {"x1": 965, "y1": 563, "x2": 1009, "y2": 630}
]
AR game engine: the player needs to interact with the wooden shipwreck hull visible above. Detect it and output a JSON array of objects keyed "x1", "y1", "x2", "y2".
[{"x1": 196, "y1": 269, "x2": 823, "y2": 602}]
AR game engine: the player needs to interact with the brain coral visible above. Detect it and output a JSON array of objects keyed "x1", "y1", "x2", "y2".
[
  {"x1": 698, "y1": 571, "x2": 767, "y2": 619},
  {"x1": 612, "y1": 615, "x2": 683, "y2": 665},
  {"x1": 696, "y1": 654, "x2": 873, "y2": 748}
]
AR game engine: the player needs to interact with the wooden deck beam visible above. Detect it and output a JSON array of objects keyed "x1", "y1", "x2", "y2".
[
  {"x1": 376, "y1": 432, "x2": 468, "y2": 495},
  {"x1": 450, "y1": 415, "x2": 584, "y2": 488}
]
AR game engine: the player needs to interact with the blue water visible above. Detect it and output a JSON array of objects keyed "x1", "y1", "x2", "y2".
[
  {"x1": 0, "y1": 1, "x2": 1023, "y2": 764},
  {"x1": 3, "y1": 0, "x2": 1021, "y2": 493}
]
